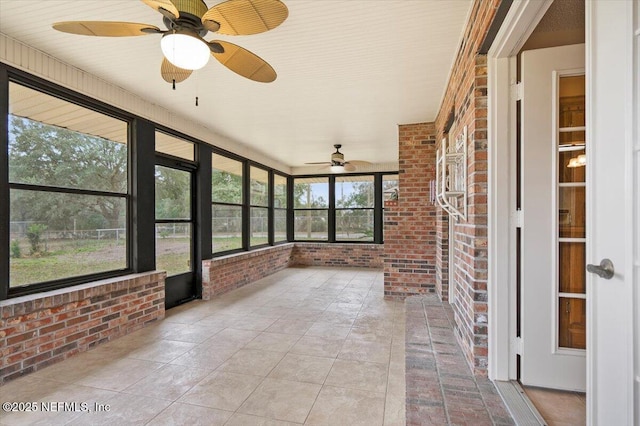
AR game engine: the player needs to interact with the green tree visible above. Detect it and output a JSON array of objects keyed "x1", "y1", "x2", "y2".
[
  {"x1": 335, "y1": 180, "x2": 374, "y2": 238},
  {"x1": 293, "y1": 182, "x2": 327, "y2": 208},
  {"x1": 212, "y1": 170, "x2": 243, "y2": 204},
  {"x1": 250, "y1": 179, "x2": 269, "y2": 206},
  {"x1": 8, "y1": 116, "x2": 127, "y2": 230},
  {"x1": 155, "y1": 166, "x2": 190, "y2": 220},
  {"x1": 336, "y1": 181, "x2": 374, "y2": 208}
]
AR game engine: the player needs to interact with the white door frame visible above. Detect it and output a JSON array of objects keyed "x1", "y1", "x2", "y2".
[
  {"x1": 487, "y1": 0, "x2": 553, "y2": 382},
  {"x1": 487, "y1": 0, "x2": 638, "y2": 423}
]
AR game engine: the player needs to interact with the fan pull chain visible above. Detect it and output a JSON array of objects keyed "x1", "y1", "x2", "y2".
[
  {"x1": 172, "y1": 79, "x2": 176, "y2": 90},
  {"x1": 195, "y1": 97, "x2": 199, "y2": 107}
]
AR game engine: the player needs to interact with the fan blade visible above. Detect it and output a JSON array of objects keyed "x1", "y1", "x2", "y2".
[
  {"x1": 52, "y1": 21, "x2": 161, "y2": 37},
  {"x1": 344, "y1": 164, "x2": 357, "y2": 172},
  {"x1": 345, "y1": 160, "x2": 372, "y2": 166},
  {"x1": 202, "y1": 0, "x2": 288, "y2": 36},
  {"x1": 161, "y1": 58, "x2": 192, "y2": 83},
  {"x1": 212, "y1": 40, "x2": 276, "y2": 83},
  {"x1": 141, "y1": 0, "x2": 180, "y2": 20},
  {"x1": 304, "y1": 162, "x2": 331, "y2": 165}
]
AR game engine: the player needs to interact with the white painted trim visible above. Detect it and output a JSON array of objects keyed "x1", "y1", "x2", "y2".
[
  {"x1": 487, "y1": 0, "x2": 553, "y2": 382},
  {"x1": 487, "y1": 55, "x2": 514, "y2": 380},
  {"x1": 628, "y1": 1, "x2": 640, "y2": 425},
  {"x1": 488, "y1": 0, "x2": 553, "y2": 59}
]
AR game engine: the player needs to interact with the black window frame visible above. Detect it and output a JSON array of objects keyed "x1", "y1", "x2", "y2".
[
  {"x1": 273, "y1": 172, "x2": 289, "y2": 244},
  {"x1": 2, "y1": 67, "x2": 136, "y2": 299},
  {"x1": 292, "y1": 176, "x2": 331, "y2": 242},
  {"x1": 334, "y1": 175, "x2": 376, "y2": 243},
  {"x1": 0, "y1": 64, "x2": 292, "y2": 301},
  {"x1": 248, "y1": 163, "x2": 270, "y2": 249},
  {"x1": 212, "y1": 150, "x2": 246, "y2": 256},
  {"x1": 291, "y1": 172, "x2": 396, "y2": 245}
]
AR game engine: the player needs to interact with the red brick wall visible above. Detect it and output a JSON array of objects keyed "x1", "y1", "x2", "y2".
[
  {"x1": 436, "y1": 211, "x2": 450, "y2": 301},
  {"x1": 433, "y1": 0, "x2": 502, "y2": 374},
  {"x1": 384, "y1": 123, "x2": 438, "y2": 298},
  {"x1": 0, "y1": 271, "x2": 165, "y2": 384},
  {"x1": 202, "y1": 244, "x2": 295, "y2": 299},
  {"x1": 292, "y1": 243, "x2": 383, "y2": 268}
]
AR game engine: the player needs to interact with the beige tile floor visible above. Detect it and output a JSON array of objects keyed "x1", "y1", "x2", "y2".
[{"x1": 0, "y1": 267, "x2": 406, "y2": 426}]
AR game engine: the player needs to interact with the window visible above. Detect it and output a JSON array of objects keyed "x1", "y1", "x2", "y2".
[
  {"x1": 8, "y1": 82, "x2": 129, "y2": 289},
  {"x1": 335, "y1": 176, "x2": 374, "y2": 241},
  {"x1": 274, "y1": 174, "x2": 288, "y2": 242},
  {"x1": 383, "y1": 174, "x2": 399, "y2": 204},
  {"x1": 383, "y1": 174, "x2": 399, "y2": 241},
  {"x1": 212, "y1": 153, "x2": 243, "y2": 253},
  {"x1": 250, "y1": 166, "x2": 269, "y2": 247},
  {"x1": 293, "y1": 177, "x2": 329, "y2": 240},
  {"x1": 155, "y1": 132, "x2": 194, "y2": 160}
]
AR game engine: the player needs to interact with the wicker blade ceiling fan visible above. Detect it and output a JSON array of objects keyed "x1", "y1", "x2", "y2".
[
  {"x1": 305, "y1": 144, "x2": 372, "y2": 173},
  {"x1": 52, "y1": 0, "x2": 288, "y2": 83}
]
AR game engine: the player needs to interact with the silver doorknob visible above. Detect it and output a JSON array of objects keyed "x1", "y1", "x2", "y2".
[{"x1": 586, "y1": 258, "x2": 615, "y2": 280}]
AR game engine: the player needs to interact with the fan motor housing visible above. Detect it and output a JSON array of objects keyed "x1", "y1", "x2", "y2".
[
  {"x1": 173, "y1": 0, "x2": 208, "y2": 17},
  {"x1": 162, "y1": 0, "x2": 213, "y2": 36},
  {"x1": 331, "y1": 152, "x2": 345, "y2": 165}
]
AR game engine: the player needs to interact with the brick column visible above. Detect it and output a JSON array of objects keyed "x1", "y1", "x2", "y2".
[{"x1": 384, "y1": 122, "x2": 438, "y2": 297}]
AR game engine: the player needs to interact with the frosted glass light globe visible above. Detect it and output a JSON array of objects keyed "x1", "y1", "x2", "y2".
[{"x1": 161, "y1": 32, "x2": 210, "y2": 70}]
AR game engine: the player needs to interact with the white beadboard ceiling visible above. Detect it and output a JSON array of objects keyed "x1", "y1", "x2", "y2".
[{"x1": 0, "y1": 0, "x2": 471, "y2": 171}]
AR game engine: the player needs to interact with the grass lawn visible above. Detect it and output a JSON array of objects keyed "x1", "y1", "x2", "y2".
[
  {"x1": 213, "y1": 236, "x2": 242, "y2": 252},
  {"x1": 10, "y1": 236, "x2": 260, "y2": 287},
  {"x1": 10, "y1": 239, "x2": 127, "y2": 287}
]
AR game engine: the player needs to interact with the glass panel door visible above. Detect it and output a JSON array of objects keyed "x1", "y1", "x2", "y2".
[
  {"x1": 557, "y1": 74, "x2": 586, "y2": 350},
  {"x1": 155, "y1": 164, "x2": 195, "y2": 308}
]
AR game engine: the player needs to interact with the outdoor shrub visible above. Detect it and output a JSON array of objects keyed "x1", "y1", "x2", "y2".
[
  {"x1": 10, "y1": 239, "x2": 21, "y2": 258},
  {"x1": 26, "y1": 223, "x2": 47, "y2": 255}
]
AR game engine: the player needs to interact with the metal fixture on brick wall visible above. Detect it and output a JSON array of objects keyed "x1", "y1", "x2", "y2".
[{"x1": 435, "y1": 125, "x2": 467, "y2": 221}]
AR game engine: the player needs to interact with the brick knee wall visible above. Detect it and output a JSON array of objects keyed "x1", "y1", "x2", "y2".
[
  {"x1": 292, "y1": 243, "x2": 383, "y2": 268},
  {"x1": 202, "y1": 244, "x2": 295, "y2": 299},
  {"x1": 0, "y1": 271, "x2": 165, "y2": 384}
]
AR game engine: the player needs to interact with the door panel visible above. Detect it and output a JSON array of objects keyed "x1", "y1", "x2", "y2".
[
  {"x1": 586, "y1": 1, "x2": 636, "y2": 422},
  {"x1": 520, "y1": 44, "x2": 586, "y2": 391},
  {"x1": 155, "y1": 164, "x2": 196, "y2": 309}
]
